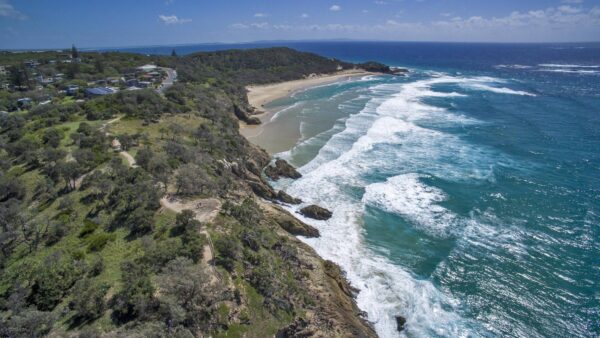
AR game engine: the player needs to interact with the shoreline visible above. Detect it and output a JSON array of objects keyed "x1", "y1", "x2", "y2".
[{"x1": 240, "y1": 69, "x2": 376, "y2": 144}]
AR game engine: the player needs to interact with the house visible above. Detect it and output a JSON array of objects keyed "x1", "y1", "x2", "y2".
[
  {"x1": 17, "y1": 98, "x2": 32, "y2": 108},
  {"x1": 24, "y1": 60, "x2": 40, "y2": 68},
  {"x1": 85, "y1": 87, "x2": 116, "y2": 98},
  {"x1": 66, "y1": 85, "x2": 80, "y2": 95},
  {"x1": 111, "y1": 138, "x2": 122, "y2": 152},
  {"x1": 36, "y1": 75, "x2": 54, "y2": 85},
  {"x1": 107, "y1": 77, "x2": 120, "y2": 85},
  {"x1": 0, "y1": 66, "x2": 7, "y2": 76},
  {"x1": 138, "y1": 81, "x2": 152, "y2": 88},
  {"x1": 137, "y1": 64, "x2": 157, "y2": 72},
  {"x1": 126, "y1": 78, "x2": 139, "y2": 87}
]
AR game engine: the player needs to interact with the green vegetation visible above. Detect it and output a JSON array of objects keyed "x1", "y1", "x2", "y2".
[{"x1": 0, "y1": 47, "x2": 377, "y2": 337}]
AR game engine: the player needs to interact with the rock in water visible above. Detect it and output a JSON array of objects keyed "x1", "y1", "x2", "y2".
[
  {"x1": 300, "y1": 205, "x2": 333, "y2": 220},
  {"x1": 264, "y1": 159, "x2": 302, "y2": 180},
  {"x1": 395, "y1": 315, "x2": 406, "y2": 332},
  {"x1": 277, "y1": 190, "x2": 302, "y2": 204}
]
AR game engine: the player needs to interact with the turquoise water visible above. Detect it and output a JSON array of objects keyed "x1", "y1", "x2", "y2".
[{"x1": 260, "y1": 44, "x2": 600, "y2": 338}]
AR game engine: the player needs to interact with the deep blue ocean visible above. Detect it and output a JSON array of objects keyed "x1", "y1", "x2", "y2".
[{"x1": 116, "y1": 42, "x2": 600, "y2": 337}]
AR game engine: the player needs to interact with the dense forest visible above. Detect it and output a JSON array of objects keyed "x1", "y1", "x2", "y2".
[{"x1": 0, "y1": 48, "x2": 381, "y2": 337}]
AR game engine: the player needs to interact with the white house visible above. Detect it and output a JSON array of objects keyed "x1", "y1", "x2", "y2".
[{"x1": 137, "y1": 64, "x2": 157, "y2": 72}]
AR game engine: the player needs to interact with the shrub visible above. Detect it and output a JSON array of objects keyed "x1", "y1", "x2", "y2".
[
  {"x1": 79, "y1": 219, "x2": 99, "y2": 238},
  {"x1": 86, "y1": 232, "x2": 116, "y2": 252}
]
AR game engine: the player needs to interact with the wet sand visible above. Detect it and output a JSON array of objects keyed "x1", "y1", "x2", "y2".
[{"x1": 241, "y1": 69, "x2": 374, "y2": 153}]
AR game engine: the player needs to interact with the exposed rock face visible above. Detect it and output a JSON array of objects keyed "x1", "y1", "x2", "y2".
[
  {"x1": 248, "y1": 180, "x2": 276, "y2": 200},
  {"x1": 300, "y1": 205, "x2": 333, "y2": 220},
  {"x1": 278, "y1": 213, "x2": 319, "y2": 238},
  {"x1": 260, "y1": 202, "x2": 319, "y2": 238},
  {"x1": 276, "y1": 317, "x2": 313, "y2": 338},
  {"x1": 277, "y1": 190, "x2": 302, "y2": 205},
  {"x1": 358, "y1": 61, "x2": 408, "y2": 75},
  {"x1": 324, "y1": 260, "x2": 359, "y2": 298},
  {"x1": 265, "y1": 159, "x2": 302, "y2": 181},
  {"x1": 234, "y1": 104, "x2": 262, "y2": 125},
  {"x1": 395, "y1": 315, "x2": 407, "y2": 332}
]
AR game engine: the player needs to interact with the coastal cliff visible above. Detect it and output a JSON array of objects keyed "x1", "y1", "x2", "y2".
[{"x1": 0, "y1": 47, "x2": 379, "y2": 337}]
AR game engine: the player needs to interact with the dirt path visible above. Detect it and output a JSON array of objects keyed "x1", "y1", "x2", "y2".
[
  {"x1": 100, "y1": 116, "x2": 122, "y2": 134},
  {"x1": 119, "y1": 151, "x2": 137, "y2": 168},
  {"x1": 160, "y1": 195, "x2": 221, "y2": 269}
]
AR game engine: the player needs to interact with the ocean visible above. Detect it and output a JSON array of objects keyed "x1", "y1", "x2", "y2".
[{"x1": 119, "y1": 42, "x2": 600, "y2": 337}]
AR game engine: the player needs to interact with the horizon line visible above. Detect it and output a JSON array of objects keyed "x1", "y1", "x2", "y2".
[{"x1": 2, "y1": 38, "x2": 600, "y2": 53}]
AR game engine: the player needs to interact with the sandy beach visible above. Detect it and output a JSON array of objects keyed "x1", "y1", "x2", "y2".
[
  {"x1": 246, "y1": 69, "x2": 374, "y2": 110},
  {"x1": 241, "y1": 69, "x2": 375, "y2": 151}
]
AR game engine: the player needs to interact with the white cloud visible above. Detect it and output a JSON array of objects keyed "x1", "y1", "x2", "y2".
[
  {"x1": 374, "y1": 1, "x2": 388, "y2": 4},
  {"x1": 229, "y1": 5, "x2": 600, "y2": 42},
  {"x1": 254, "y1": 12, "x2": 267, "y2": 18},
  {"x1": 301, "y1": 13, "x2": 309, "y2": 18},
  {"x1": 158, "y1": 14, "x2": 192, "y2": 25},
  {"x1": 562, "y1": 0, "x2": 583, "y2": 3},
  {"x1": 0, "y1": 0, "x2": 26, "y2": 19},
  {"x1": 557, "y1": 5, "x2": 581, "y2": 14},
  {"x1": 330, "y1": 5, "x2": 341, "y2": 11}
]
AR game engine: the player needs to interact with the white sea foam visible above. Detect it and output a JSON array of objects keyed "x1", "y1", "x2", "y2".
[
  {"x1": 495, "y1": 64, "x2": 533, "y2": 69},
  {"x1": 537, "y1": 68, "x2": 599, "y2": 75},
  {"x1": 270, "y1": 101, "x2": 303, "y2": 122},
  {"x1": 463, "y1": 83, "x2": 536, "y2": 96},
  {"x1": 363, "y1": 174, "x2": 457, "y2": 237},
  {"x1": 273, "y1": 72, "x2": 524, "y2": 337},
  {"x1": 538, "y1": 63, "x2": 600, "y2": 68}
]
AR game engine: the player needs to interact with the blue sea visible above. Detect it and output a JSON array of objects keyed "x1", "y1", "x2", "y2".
[{"x1": 119, "y1": 42, "x2": 600, "y2": 337}]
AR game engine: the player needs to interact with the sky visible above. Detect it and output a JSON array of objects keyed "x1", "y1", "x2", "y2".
[{"x1": 1, "y1": 0, "x2": 599, "y2": 49}]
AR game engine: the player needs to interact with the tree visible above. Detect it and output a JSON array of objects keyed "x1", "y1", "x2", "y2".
[
  {"x1": 111, "y1": 261, "x2": 156, "y2": 322},
  {"x1": 29, "y1": 251, "x2": 83, "y2": 311},
  {"x1": 77, "y1": 122, "x2": 93, "y2": 135},
  {"x1": 55, "y1": 160, "x2": 81, "y2": 190},
  {"x1": 71, "y1": 44, "x2": 79, "y2": 59},
  {"x1": 66, "y1": 62, "x2": 79, "y2": 79},
  {"x1": 135, "y1": 147, "x2": 154, "y2": 170},
  {"x1": 1, "y1": 308, "x2": 54, "y2": 338},
  {"x1": 70, "y1": 278, "x2": 109, "y2": 321},
  {"x1": 175, "y1": 163, "x2": 214, "y2": 196},
  {"x1": 171, "y1": 49, "x2": 178, "y2": 57},
  {"x1": 94, "y1": 57, "x2": 104, "y2": 74},
  {"x1": 157, "y1": 257, "x2": 223, "y2": 330},
  {"x1": 117, "y1": 134, "x2": 134, "y2": 151},
  {"x1": 42, "y1": 128, "x2": 62, "y2": 148},
  {"x1": 9, "y1": 63, "x2": 31, "y2": 90}
]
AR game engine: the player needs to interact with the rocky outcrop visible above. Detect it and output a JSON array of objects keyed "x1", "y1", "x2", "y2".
[
  {"x1": 234, "y1": 104, "x2": 262, "y2": 125},
  {"x1": 300, "y1": 205, "x2": 333, "y2": 220},
  {"x1": 277, "y1": 190, "x2": 302, "y2": 205},
  {"x1": 358, "y1": 61, "x2": 408, "y2": 75},
  {"x1": 395, "y1": 315, "x2": 407, "y2": 332},
  {"x1": 260, "y1": 202, "x2": 319, "y2": 238},
  {"x1": 276, "y1": 212, "x2": 319, "y2": 238},
  {"x1": 248, "y1": 179, "x2": 276, "y2": 200},
  {"x1": 264, "y1": 159, "x2": 302, "y2": 181}
]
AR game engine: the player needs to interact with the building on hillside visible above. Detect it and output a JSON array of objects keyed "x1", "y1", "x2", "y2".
[
  {"x1": 0, "y1": 66, "x2": 7, "y2": 76},
  {"x1": 137, "y1": 64, "x2": 157, "y2": 72},
  {"x1": 111, "y1": 138, "x2": 122, "y2": 152},
  {"x1": 138, "y1": 81, "x2": 152, "y2": 88},
  {"x1": 126, "y1": 78, "x2": 139, "y2": 87},
  {"x1": 17, "y1": 98, "x2": 32, "y2": 108},
  {"x1": 85, "y1": 87, "x2": 117, "y2": 98},
  {"x1": 66, "y1": 85, "x2": 80, "y2": 95},
  {"x1": 24, "y1": 60, "x2": 40, "y2": 68}
]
